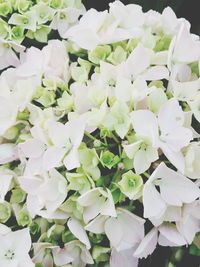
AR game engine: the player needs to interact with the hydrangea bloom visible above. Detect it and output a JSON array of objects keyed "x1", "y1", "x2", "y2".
[{"x1": 0, "y1": 1, "x2": 200, "y2": 267}]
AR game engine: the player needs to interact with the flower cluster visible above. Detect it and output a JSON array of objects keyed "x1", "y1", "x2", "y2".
[{"x1": 0, "y1": 1, "x2": 200, "y2": 267}]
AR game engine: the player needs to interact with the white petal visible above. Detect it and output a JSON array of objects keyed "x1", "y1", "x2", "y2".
[
  {"x1": 85, "y1": 215, "x2": 107, "y2": 234},
  {"x1": 19, "y1": 139, "x2": 46, "y2": 158},
  {"x1": 134, "y1": 228, "x2": 158, "y2": 259},
  {"x1": 110, "y1": 248, "x2": 139, "y2": 267},
  {"x1": 105, "y1": 217, "x2": 123, "y2": 249},
  {"x1": 67, "y1": 218, "x2": 91, "y2": 249},
  {"x1": 43, "y1": 146, "x2": 65, "y2": 170},
  {"x1": 0, "y1": 144, "x2": 18, "y2": 164},
  {"x1": 143, "y1": 181, "x2": 166, "y2": 219},
  {"x1": 158, "y1": 163, "x2": 200, "y2": 206},
  {"x1": 101, "y1": 189, "x2": 117, "y2": 217},
  {"x1": 131, "y1": 110, "x2": 159, "y2": 145},
  {"x1": 158, "y1": 98, "x2": 184, "y2": 133},
  {"x1": 142, "y1": 66, "x2": 169, "y2": 81},
  {"x1": 173, "y1": 24, "x2": 200, "y2": 63},
  {"x1": 158, "y1": 223, "x2": 187, "y2": 246}
]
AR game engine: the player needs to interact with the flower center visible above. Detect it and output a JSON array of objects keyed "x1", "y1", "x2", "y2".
[
  {"x1": 128, "y1": 178, "x2": 135, "y2": 187},
  {"x1": 4, "y1": 249, "x2": 15, "y2": 260}
]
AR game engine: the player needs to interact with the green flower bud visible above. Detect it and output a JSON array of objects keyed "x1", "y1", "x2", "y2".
[
  {"x1": 0, "y1": 2, "x2": 12, "y2": 17},
  {"x1": 0, "y1": 18, "x2": 9, "y2": 38},
  {"x1": 118, "y1": 170, "x2": 143, "y2": 200},
  {"x1": 62, "y1": 230, "x2": 76, "y2": 243},
  {"x1": 154, "y1": 35, "x2": 171, "y2": 52},
  {"x1": 93, "y1": 140, "x2": 101, "y2": 148},
  {"x1": 0, "y1": 202, "x2": 12, "y2": 223},
  {"x1": 126, "y1": 38, "x2": 139, "y2": 52},
  {"x1": 17, "y1": 0, "x2": 31, "y2": 13},
  {"x1": 88, "y1": 45, "x2": 111, "y2": 65},
  {"x1": 11, "y1": 25, "x2": 24, "y2": 41},
  {"x1": 36, "y1": 90, "x2": 56, "y2": 107},
  {"x1": 47, "y1": 224, "x2": 65, "y2": 242},
  {"x1": 111, "y1": 188, "x2": 125, "y2": 204},
  {"x1": 190, "y1": 62, "x2": 199, "y2": 77},
  {"x1": 10, "y1": 188, "x2": 26, "y2": 203},
  {"x1": 66, "y1": 172, "x2": 91, "y2": 194},
  {"x1": 17, "y1": 208, "x2": 31, "y2": 226},
  {"x1": 71, "y1": 64, "x2": 88, "y2": 83},
  {"x1": 89, "y1": 233, "x2": 104, "y2": 244},
  {"x1": 166, "y1": 262, "x2": 176, "y2": 267},
  {"x1": 171, "y1": 248, "x2": 184, "y2": 262},
  {"x1": 79, "y1": 147, "x2": 100, "y2": 180},
  {"x1": 3, "y1": 126, "x2": 19, "y2": 140},
  {"x1": 78, "y1": 58, "x2": 92, "y2": 73},
  {"x1": 50, "y1": 0, "x2": 63, "y2": 9},
  {"x1": 60, "y1": 195, "x2": 83, "y2": 220},
  {"x1": 107, "y1": 46, "x2": 127, "y2": 65},
  {"x1": 35, "y1": 263, "x2": 44, "y2": 267},
  {"x1": 100, "y1": 151, "x2": 120, "y2": 169},
  {"x1": 57, "y1": 91, "x2": 74, "y2": 112},
  {"x1": 33, "y1": 25, "x2": 51, "y2": 43},
  {"x1": 92, "y1": 246, "x2": 110, "y2": 264},
  {"x1": 17, "y1": 109, "x2": 29, "y2": 120},
  {"x1": 30, "y1": 221, "x2": 40, "y2": 235}
]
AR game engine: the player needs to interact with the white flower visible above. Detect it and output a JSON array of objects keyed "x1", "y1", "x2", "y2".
[
  {"x1": 67, "y1": 217, "x2": 91, "y2": 249},
  {"x1": 17, "y1": 40, "x2": 69, "y2": 82},
  {"x1": 52, "y1": 240, "x2": 94, "y2": 267},
  {"x1": 171, "y1": 24, "x2": 200, "y2": 64},
  {"x1": 18, "y1": 168, "x2": 68, "y2": 218},
  {"x1": 0, "y1": 39, "x2": 24, "y2": 70},
  {"x1": 0, "y1": 166, "x2": 14, "y2": 202},
  {"x1": 184, "y1": 142, "x2": 200, "y2": 179},
  {"x1": 77, "y1": 188, "x2": 116, "y2": 224},
  {"x1": 50, "y1": 7, "x2": 84, "y2": 37},
  {"x1": 64, "y1": 4, "x2": 140, "y2": 50},
  {"x1": 0, "y1": 144, "x2": 18, "y2": 165},
  {"x1": 32, "y1": 242, "x2": 54, "y2": 267},
  {"x1": 85, "y1": 208, "x2": 145, "y2": 251},
  {"x1": 19, "y1": 117, "x2": 85, "y2": 173},
  {"x1": 110, "y1": 247, "x2": 138, "y2": 267},
  {"x1": 143, "y1": 162, "x2": 200, "y2": 225},
  {"x1": 130, "y1": 98, "x2": 193, "y2": 172},
  {"x1": 0, "y1": 228, "x2": 34, "y2": 267}
]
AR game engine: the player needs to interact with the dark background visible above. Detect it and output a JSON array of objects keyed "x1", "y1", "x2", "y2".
[
  {"x1": 83, "y1": 0, "x2": 200, "y2": 35},
  {"x1": 82, "y1": 1, "x2": 200, "y2": 267}
]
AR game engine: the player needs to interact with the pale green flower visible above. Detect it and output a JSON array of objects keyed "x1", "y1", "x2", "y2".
[
  {"x1": 0, "y1": 18, "x2": 9, "y2": 38},
  {"x1": 147, "y1": 87, "x2": 168, "y2": 114},
  {"x1": 107, "y1": 46, "x2": 127, "y2": 65},
  {"x1": 9, "y1": 10, "x2": 37, "y2": 31},
  {"x1": 71, "y1": 62, "x2": 89, "y2": 83},
  {"x1": 60, "y1": 195, "x2": 83, "y2": 220},
  {"x1": 0, "y1": 201, "x2": 12, "y2": 223},
  {"x1": 92, "y1": 246, "x2": 110, "y2": 264},
  {"x1": 57, "y1": 91, "x2": 74, "y2": 113},
  {"x1": 17, "y1": 207, "x2": 32, "y2": 226},
  {"x1": 100, "y1": 151, "x2": 120, "y2": 170},
  {"x1": 14, "y1": 0, "x2": 31, "y2": 13},
  {"x1": 88, "y1": 45, "x2": 111, "y2": 65},
  {"x1": 10, "y1": 188, "x2": 26, "y2": 204},
  {"x1": 33, "y1": 3, "x2": 55, "y2": 24},
  {"x1": 79, "y1": 146, "x2": 100, "y2": 180},
  {"x1": 118, "y1": 170, "x2": 143, "y2": 200},
  {"x1": 66, "y1": 172, "x2": 91, "y2": 194},
  {"x1": 102, "y1": 101, "x2": 131, "y2": 139},
  {"x1": 0, "y1": 1, "x2": 12, "y2": 17},
  {"x1": 11, "y1": 25, "x2": 24, "y2": 42},
  {"x1": 27, "y1": 25, "x2": 51, "y2": 42}
]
